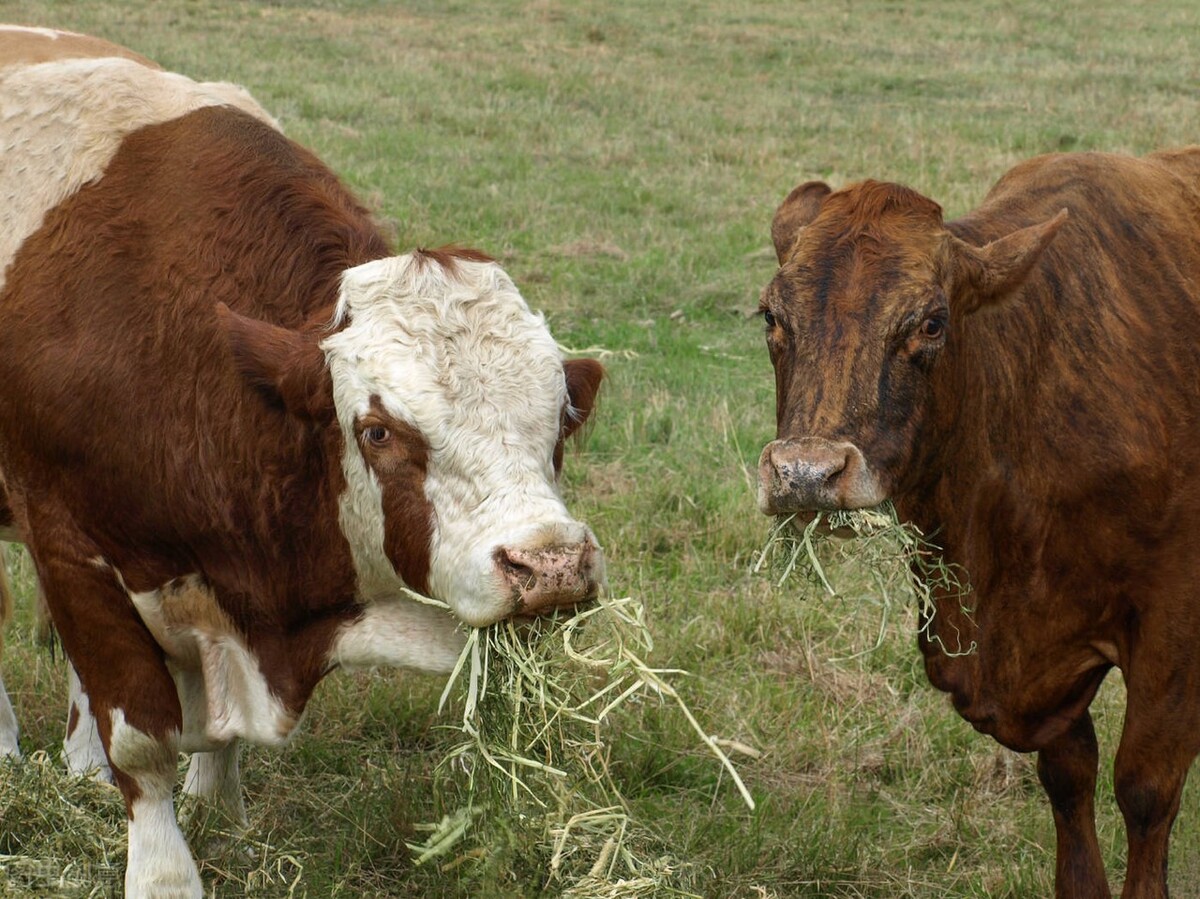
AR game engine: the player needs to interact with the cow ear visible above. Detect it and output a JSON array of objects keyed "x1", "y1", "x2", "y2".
[
  {"x1": 216, "y1": 304, "x2": 335, "y2": 424},
  {"x1": 772, "y1": 181, "x2": 832, "y2": 264},
  {"x1": 562, "y1": 358, "x2": 605, "y2": 440},
  {"x1": 948, "y1": 209, "x2": 1069, "y2": 314}
]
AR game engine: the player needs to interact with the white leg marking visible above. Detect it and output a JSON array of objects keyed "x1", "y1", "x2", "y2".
[
  {"x1": 64, "y1": 664, "x2": 112, "y2": 781},
  {"x1": 108, "y1": 710, "x2": 201, "y2": 899},
  {"x1": 0, "y1": 672, "x2": 19, "y2": 757},
  {"x1": 126, "y1": 794, "x2": 203, "y2": 899},
  {"x1": 182, "y1": 740, "x2": 246, "y2": 824}
]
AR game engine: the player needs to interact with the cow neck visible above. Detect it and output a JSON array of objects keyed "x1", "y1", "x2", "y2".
[{"x1": 888, "y1": 221, "x2": 1066, "y2": 719}]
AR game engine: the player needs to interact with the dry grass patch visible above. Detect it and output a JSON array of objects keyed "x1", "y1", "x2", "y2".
[{"x1": 408, "y1": 593, "x2": 756, "y2": 896}]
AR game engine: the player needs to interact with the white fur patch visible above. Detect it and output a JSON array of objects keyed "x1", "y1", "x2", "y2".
[
  {"x1": 125, "y1": 794, "x2": 203, "y2": 899},
  {"x1": 193, "y1": 633, "x2": 296, "y2": 746},
  {"x1": 329, "y1": 598, "x2": 466, "y2": 674},
  {"x1": 0, "y1": 53, "x2": 278, "y2": 295},
  {"x1": 106, "y1": 707, "x2": 177, "y2": 788},
  {"x1": 64, "y1": 664, "x2": 112, "y2": 781},
  {"x1": 322, "y1": 254, "x2": 598, "y2": 626}
]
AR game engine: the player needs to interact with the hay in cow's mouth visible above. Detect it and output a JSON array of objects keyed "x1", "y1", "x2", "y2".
[
  {"x1": 406, "y1": 592, "x2": 755, "y2": 893},
  {"x1": 754, "y1": 502, "x2": 974, "y2": 658}
]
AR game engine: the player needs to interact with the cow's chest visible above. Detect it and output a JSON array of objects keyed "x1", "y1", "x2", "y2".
[{"x1": 127, "y1": 576, "x2": 300, "y2": 751}]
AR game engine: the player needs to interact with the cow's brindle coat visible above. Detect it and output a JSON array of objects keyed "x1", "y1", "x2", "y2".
[{"x1": 760, "y1": 148, "x2": 1200, "y2": 899}]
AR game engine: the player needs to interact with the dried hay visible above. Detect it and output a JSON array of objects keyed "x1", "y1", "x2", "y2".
[
  {"x1": 407, "y1": 593, "x2": 756, "y2": 896},
  {"x1": 0, "y1": 751, "x2": 126, "y2": 897},
  {"x1": 753, "y1": 503, "x2": 974, "y2": 657}
]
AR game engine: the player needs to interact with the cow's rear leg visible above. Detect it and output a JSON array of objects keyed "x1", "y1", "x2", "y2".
[
  {"x1": 1037, "y1": 712, "x2": 1111, "y2": 898},
  {"x1": 32, "y1": 540, "x2": 201, "y2": 899},
  {"x1": 1113, "y1": 658, "x2": 1200, "y2": 899}
]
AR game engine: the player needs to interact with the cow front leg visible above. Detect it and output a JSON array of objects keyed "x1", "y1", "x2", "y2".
[
  {"x1": 30, "y1": 538, "x2": 201, "y2": 899},
  {"x1": 1037, "y1": 712, "x2": 1111, "y2": 898},
  {"x1": 63, "y1": 662, "x2": 113, "y2": 781},
  {"x1": 1113, "y1": 674, "x2": 1198, "y2": 899},
  {"x1": 105, "y1": 708, "x2": 201, "y2": 898}
]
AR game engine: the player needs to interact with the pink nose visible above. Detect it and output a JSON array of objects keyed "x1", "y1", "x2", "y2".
[{"x1": 495, "y1": 542, "x2": 603, "y2": 616}]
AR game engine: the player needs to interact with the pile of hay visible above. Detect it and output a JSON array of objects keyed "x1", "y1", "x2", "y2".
[
  {"x1": 753, "y1": 504, "x2": 973, "y2": 657},
  {"x1": 0, "y1": 750, "x2": 309, "y2": 897},
  {"x1": 407, "y1": 593, "x2": 755, "y2": 896},
  {"x1": 0, "y1": 751, "x2": 126, "y2": 898}
]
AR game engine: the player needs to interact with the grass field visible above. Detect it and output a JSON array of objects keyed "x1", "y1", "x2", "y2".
[{"x1": 2, "y1": 1, "x2": 1199, "y2": 896}]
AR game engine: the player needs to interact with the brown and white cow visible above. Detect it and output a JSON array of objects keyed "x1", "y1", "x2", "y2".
[
  {"x1": 0, "y1": 26, "x2": 605, "y2": 897},
  {"x1": 758, "y1": 150, "x2": 1200, "y2": 898}
]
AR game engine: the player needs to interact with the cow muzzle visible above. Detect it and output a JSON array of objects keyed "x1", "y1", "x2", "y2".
[
  {"x1": 495, "y1": 540, "x2": 604, "y2": 617},
  {"x1": 757, "y1": 437, "x2": 885, "y2": 515}
]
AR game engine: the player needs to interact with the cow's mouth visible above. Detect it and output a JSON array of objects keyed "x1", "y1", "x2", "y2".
[
  {"x1": 778, "y1": 510, "x2": 857, "y2": 540},
  {"x1": 777, "y1": 505, "x2": 896, "y2": 541}
]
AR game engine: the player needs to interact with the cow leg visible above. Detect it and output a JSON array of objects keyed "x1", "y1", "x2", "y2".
[
  {"x1": 1037, "y1": 712, "x2": 1111, "y2": 898},
  {"x1": 0, "y1": 543, "x2": 17, "y2": 757},
  {"x1": 30, "y1": 540, "x2": 201, "y2": 899},
  {"x1": 182, "y1": 740, "x2": 246, "y2": 824},
  {"x1": 1113, "y1": 666, "x2": 1199, "y2": 899},
  {"x1": 0, "y1": 673, "x2": 18, "y2": 757},
  {"x1": 63, "y1": 662, "x2": 113, "y2": 782}
]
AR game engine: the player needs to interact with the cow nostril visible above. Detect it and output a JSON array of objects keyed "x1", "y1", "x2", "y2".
[
  {"x1": 496, "y1": 549, "x2": 537, "y2": 591},
  {"x1": 494, "y1": 542, "x2": 601, "y2": 617}
]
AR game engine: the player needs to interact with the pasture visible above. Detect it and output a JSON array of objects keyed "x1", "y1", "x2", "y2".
[{"x1": 2, "y1": 0, "x2": 1199, "y2": 896}]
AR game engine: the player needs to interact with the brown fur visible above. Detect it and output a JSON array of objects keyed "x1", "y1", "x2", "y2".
[
  {"x1": 0, "y1": 27, "x2": 159, "y2": 68},
  {"x1": 359, "y1": 398, "x2": 435, "y2": 594},
  {"x1": 555, "y1": 358, "x2": 606, "y2": 474},
  {"x1": 412, "y1": 244, "x2": 496, "y2": 272},
  {"x1": 764, "y1": 148, "x2": 1200, "y2": 899},
  {"x1": 0, "y1": 101, "x2": 392, "y2": 807}
]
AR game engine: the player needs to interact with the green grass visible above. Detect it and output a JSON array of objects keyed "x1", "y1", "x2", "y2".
[{"x1": 2, "y1": 0, "x2": 1200, "y2": 895}]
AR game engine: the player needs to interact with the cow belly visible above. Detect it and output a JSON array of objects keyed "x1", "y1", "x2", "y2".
[{"x1": 125, "y1": 574, "x2": 297, "y2": 750}]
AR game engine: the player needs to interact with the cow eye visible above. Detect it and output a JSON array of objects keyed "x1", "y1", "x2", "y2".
[
  {"x1": 364, "y1": 425, "x2": 391, "y2": 446},
  {"x1": 763, "y1": 310, "x2": 777, "y2": 329},
  {"x1": 919, "y1": 315, "x2": 946, "y2": 340}
]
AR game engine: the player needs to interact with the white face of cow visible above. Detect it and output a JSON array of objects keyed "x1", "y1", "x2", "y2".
[{"x1": 321, "y1": 252, "x2": 604, "y2": 626}]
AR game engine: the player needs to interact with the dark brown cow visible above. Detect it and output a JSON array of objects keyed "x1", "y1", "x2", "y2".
[
  {"x1": 0, "y1": 27, "x2": 605, "y2": 897},
  {"x1": 758, "y1": 149, "x2": 1200, "y2": 899}
]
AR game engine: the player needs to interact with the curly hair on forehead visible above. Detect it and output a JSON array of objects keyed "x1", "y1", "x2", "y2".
[{"x1": 823, "y1": 180, "x2": 945, "y2": 233}]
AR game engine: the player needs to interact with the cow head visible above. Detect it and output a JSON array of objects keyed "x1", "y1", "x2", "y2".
[
  {"x1": 219, "y1": 249, "x2": 605, "y2": 627},
  {"x1": 758, "y1": 179, "x2": 1066, "y2": 518}
]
